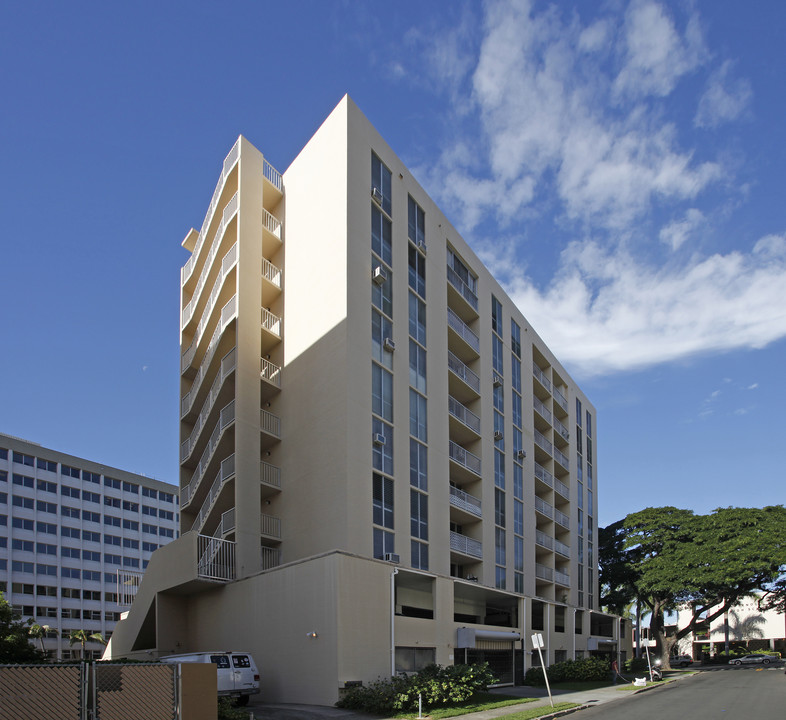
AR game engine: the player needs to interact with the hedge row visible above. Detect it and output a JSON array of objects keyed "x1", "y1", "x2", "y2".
[{"x1": 524, "y1": 656, "x2": 610, "y2": 685}]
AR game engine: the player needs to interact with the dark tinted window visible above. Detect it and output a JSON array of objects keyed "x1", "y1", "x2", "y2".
[{"x1": 210, "y1": 655, "x2": 230, "y2": 668}]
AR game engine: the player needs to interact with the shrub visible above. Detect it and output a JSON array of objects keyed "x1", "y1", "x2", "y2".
[
  {"x1": 524, "y1": 656, "x2": 609, "y2": 686},
  {"x1": 336, "y1": 663, "x2": 495, "y2": 714},
  {"x1": 624, "y1": 657, "x2": 649, "y2": 673},
  {"x1": 217, "y1": 698, "x2": 250, "y2": 720}
]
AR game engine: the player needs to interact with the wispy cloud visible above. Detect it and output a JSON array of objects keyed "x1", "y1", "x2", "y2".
[{"x1": 405, "y1": 0, "x2": 786, "y2": 377}]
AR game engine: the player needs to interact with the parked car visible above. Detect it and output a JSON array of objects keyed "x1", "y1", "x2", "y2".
[
  {"x1": 728, "y1": 654, "x2": 777, "y2": 666},
  {"x1": 160, "y1": 651, "x2": 260, "y2": 705},
  {"x1": 670, "y1": 654, "x2": 694, "y2": 667}
]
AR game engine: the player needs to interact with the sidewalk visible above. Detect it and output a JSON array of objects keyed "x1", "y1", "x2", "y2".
[{"x1": 248, "y1": 674, "x2": 688, "y2": 720}]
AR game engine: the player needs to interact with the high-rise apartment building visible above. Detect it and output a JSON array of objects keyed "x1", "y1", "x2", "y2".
[
  {"x1": 107, "y1": 96, "x2": 623, "y2": 703},
  {"x1": 0, "y1": 434, "x2": 178, "y2": 659}
]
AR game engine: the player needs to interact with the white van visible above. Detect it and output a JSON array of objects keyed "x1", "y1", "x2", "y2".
[{"x1": 160, "y1": 651, "x2": 260, "y2": 705}]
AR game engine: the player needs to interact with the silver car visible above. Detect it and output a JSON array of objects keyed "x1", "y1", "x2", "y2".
[{"x1": 728, "y1": 654, "x2": 777, "y2": 666}]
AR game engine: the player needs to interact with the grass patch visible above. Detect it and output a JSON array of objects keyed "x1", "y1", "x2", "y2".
[
  {"x1": 491, "y1": 702, "x2": 578, "y2": 719},
  {"x1": 393, "y1": 692, "x2": 535, "y2": 719}
]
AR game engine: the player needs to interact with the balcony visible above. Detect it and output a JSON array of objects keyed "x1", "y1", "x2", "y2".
[
  {"x1": 535, "y1": 563, "x2": 553, "y2": 582},
  {"x1": 554, "y1": 569, "x2": 570, "y2": 587},
  {"x1": 553, "y1": 387, "x2": 568, "y2": 414},
  {"x1": 448, "y1": 351, "x2": 481, "y2": 398},
  {"x1": 533, "y1": 364, "x2": 551, "y2": 393},
  {"x1": 182, "y1": 141, "x2": 240, "y2": 288},
  {"x1": 554, "y1": 477, "x2": 570, "y2": 500},
  {"x1": 260, "y1": 357, "x2": 282, "y2": 402},
  {"x1": 554, "y1": 538, "x2": 570, "y2": 558},
  {"x1": 554, "y1": 508, "x2": 570, "y2": 530},
  {"x1": 182, "y1": 347, "x2": 236, "y2": 420},
  {"x1": 262, "y1": 158, "x2": 283, "y2": 200},
  {"x1": 449, "y1": 485, "x2": 482, "y2": 519},
  {"x1": 447, "y1": 308, "x2": 480, "y2": 359},
  {"x1": 534, "y1": 462, "x2": 554, "y2": 489},
  {"x1": 535, "y1": 496, "x2": 553, "y2": 520},
  {"x1": 191, "y1": 454, "x2": 236, "y2": 534},
  {"x1": 261, "y1": 546, "x2": 282, "y2": 571},
  {"x1": 534, "y1": 397, "x2": 552, "y2": 424},
  {"x1": 261, "y1": 307, "x2": 282, "y2": 354},
  {"x1": 260, "y1": 460, "x2": 281, "y2": 500},
  {"x1": 449, "y1": 440, "x2": 481, "y2": 478},
  {"x1": 554, "y1": 417, "x2": 570, "y2": 442},
  {"x1": 261, "y1": 257, "x2": 283, "y2": 307},
  {"x1": 535, "y1": 529, "x2": 553, "y2": 551},
  {"x1": 260, "y1": 512, "x2": 282, "y2": 542},
  {"x1": 554, "y1": 448, "x2": 569, "y2": 472},
  {"x1": 448, "y1": 395, "x2": 481, "y2": 442},
  {"x1": 260, "y1": 409, "x2": 282, "y2": 449},
  {"x1": 262, "y1": 210, "x2": 282, "y2": 256},
  {"x1": 450, "y1": 531, "x2": 482, "y2": 559},
  {"x1": 446, "y1": 265, "x2": 479, "y2": 319},
  {"x1": 182, "y1": 295, "x2": 237, "y2": 376},
  {"x1": 534, "y1": 429, "x2": 553, "y2": 455}
]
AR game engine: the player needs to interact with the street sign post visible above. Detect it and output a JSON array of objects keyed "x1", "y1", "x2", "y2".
[{"x1": 531, "y1": 633, "x2": 554, "y2": 708}]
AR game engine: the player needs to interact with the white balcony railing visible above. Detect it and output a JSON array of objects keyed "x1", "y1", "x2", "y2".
[
  {"x1": 260, "y1": 461, "x2": 281, "y2": 490},
  {"x1": 447, "y1": 351, "x2": 480, "y2": 394},
  {"x1": 554, "y1": 417, "x2": 570, "y2": 441},
  {"x1": 554, "y1": 569, "x2": 570, "y2": 586},
  {"x1": 534, "y1": 462, "x2": 554, "y2": 489},
  {"x1": 534, "y1": 397, "x2": 552, "y2": 423},
  {"x1": 449, "y1": 486, "x2": 482, "y2": 518},
  {"x1": 535, "y1": 496, "x2": 553, "y2": 519},
  {"x1": 554, "y1": 538, "x2": 570, "y2": 558},
  {"x1": 554, "y1": 448, "x2": 569, "y2": 471},
  {"x1": 262, "y1": 257, "x2": 282, "y2": 289},
  {"x1": 263, "y1": 209, "x2": 282, "y2": 240},
  {"x1": 197, "y1": 534, "x2": 235, "y2": 582},
  {"x1": 447, "y1": 308, "x2": 480, "y2": 353},
  {"x1": 191, "y1": 454, "x2": 236, "y2": 534},
  {"x1": 555, "y1": 478, "x2": 570, "y2": 500},
  {"x1": 261, "y1": 307, "x2": 282, "y2": 338},
  {"x1": 535, "y1": 530, "x2": 553, "y2": 550},
  {"x1": 261, "y1": 546, "x2": 282, "y2": 570},
  {"x1": 261, "y1": 513, "x2": 282, "y2": 539},
  {"x1": 260, "y1": 357, "x2": 282, "y2": 388},
  {"x1": 553, "y1": 387, "x2": 568, "y2": 412},
  {"x1": 448, "y1": 440, "x2": 481, "y2": 476},
  {"x1": 182, "y1": 141, "x2": 240, "y2": 286},
  {"x1": 263, "y1": 159, "x2": 283, "y2": 192},
  {"x1": 181, "y1": 295, "x2": 237, "y2": 374},
  {"x1": 533, "y1": 365, "x2": 551, "y2": 392},
  {"x1": 448, "y1": 396, "x2": 481, "y2": 435},
  {"x1": 555, "y1": 508, "x2": 570, "y2": 529},
  {"x1": 534, "y1": 429, "x2": 553, "y2": 455},
  {"x1": 260, "y1": 409, "x2": 281, "y2": 439},
  {"x1": 182, "y1": 347, "x2": 236, "y2": 419},
  {"x1": 446, "y1": 265, "x2": 479, "y2": 311},
  {"x1": 450, "y1": 531, "x2": 482, "y2": 558}
]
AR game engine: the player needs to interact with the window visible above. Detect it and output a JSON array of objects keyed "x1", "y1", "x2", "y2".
[
  {"x1": 122, "y1": 481, "x2": 139, "y2": 494},
  {"x1": 495, "y1": 565, "x2": 506, "y2": 590},
  {"x1": 83, "y1": 530, "x2": 100, "y2": 543},
  {"x1": 123, "y1": 557, "x2": 140, "y2": 568},
  {"x1": 13, "y1": 451, "x2": 34, "y2": 467},
  {"x1": 410, "y1": 490, "x2": 428, "y2": 540},
  {"x1": 371, "y1": 257, "x2": 393, "y2": 317},
  {"x1": 104, "y1": 554, "x2": 121, "y2": 565},
  {"x1": 160, "y1": 492, "x2": 174, "y2": 503},
  {"x1": 83, "y1": 490, "x2": 100, "y2": 504},
  {"x1": 0, "y1": 470, "x2": 6, "y2": 482},
  {"x1": 13, "y1": 517, "x2": 33, "y2": 531},
  {"x1": 0, "y1": 448, "x2": 6, "y2": 460},
  {"x1": 61, "y1": 505, "x2": 80, "y2": 519},
  {"x1": 83, "y1": 511, "x2": 100, "y2": 523},
  {"x1": 494, "y1": 410, "x2": 505, "y2": 450},
  {"x1": 61, "y1": 588, "x2": 81, "y2": 599},
  {"x1": 514, "y1": 536, "x2": 523, "y2": 572},
  {"x1": 373, "y1": 528, "x2": 394, "y2": 559},
  {"x1": 123, "y1": 500, "x2": 138, "y2": 512},
  {"x1": 372, "y1": 474, "x2": 394, "y2": 529},
  {"x1": 575, "y1": 610, "x2": 583, "y2": 634},
  {"x1": 83, "y1": 551, "x2": 101, "y2": 563},
  {"x1": 409, "y1": 390, "x2": 427, "y2": 442},
  {"x1": 495, "y1": 488, "x2": 506, "y2": 527},
  {"x1": 408, "y1": 340, "x2": 427, "y2": 394},
  {"x1": 37, "y1": 522, "x2": 57, "y2": 535},
  {"x1": 494, "y1": 449, "x2": 505, "y2": 489},
  {"x1": 104, "y1": 496, "x2": 120, "y2": 508},
  {"x1": 37, "y1": 500, "x2": 57, "y2": 514},
  {"x1": 61, "y1": 465, "x2": 81, "y2": 479},
  {"x1": 531, "y1": 600, "x2": 545, "y2": 631},
  {"x1": 13, "y1": 474, "x2": 34, "y2": 488},
  {"x1": 142, "y1": 523, "x2": 157, "y2": 535},
  {"x1": 511, "y1": 320, "x2": 521, "y2": 358},
  {"x1": 36, "y1": 563, "x2": 57, "y2": 576},
  {"x1": 447, "y1": 247, "x2": 477, "y2": 296},
  {"x1": 372, "y1": 310, "x2": 393, "y2": 370},
  {"x1": 12, "y1": 539, "x2": 34, "y2": 552},
  {"x1": 371, "y1": 206, "x2": 392, "y2": 267},
  {"x1": 61, "y1": 485, "x2": 80, "y2": 499},
  {"x1": 407, "y1": 196, "x2": 425, "y2": 246},
  {"x1": 372, "y1": 419, "x2": 394, "y2": 475},
  {"x1": 13, "y1": 496, "x2": 34, "y2": 509},
  {"x1": 411, "y1": 540, "x2": 428, "y2": 570},
  {"x1": 37, "y1": 479, "x2": 56, "y2": 493},
  {"x1": 514, "y1": 499, "x2": 523, "y2": 535},
  {"x1": 143, "y1": 541, "x2": 158, "y2": 552},
  {"x1": 513, "y1": 464, "x2": 523, "y2": 500},
  {"x1": 492, "y1": 335, "x2": 504, "y2": 375},
  {"x1": 371, "y1": 152, "x2": 392, "y2": 216},
  {"x1": 511, "y1": 359, "x2": 521, "y2": 394},
  {"x1": 408, "y1": 292, "x2": 426, "y2": 345},
  {"x1": 586, "y1": 411, "x2": 592, "y2": 437},
  {"x1": 555, "y1": 606, "x2": 565, "y2": 633},
  {"x1": 372, "y1": 364, "x2": 394, "y2": 421},
  {"x1": 142, "y1": 487, "x2": 158, "y2": 499},
  {"x1": 123, "y1": 538, "x2": 139, "y2": 550},
  {"x1": 160, "y1": 510, "x2": 174, "y2": 521},
  {"x1": 104, "y1": 515, "x2": 120, "y2": 527},
  {"x1": 492, "y1": 295, "x2": 503, "y2": 335},
  {"x1": 62, "y1": 567, "x2": 81, "y2": 579},
  {"x1": 123, "y1": 519, "x2": 139, "y2": 531},
  {"x1": 160, "y1": 527, "x2": 174, "y2": 538},
  {"x1": 495, "y1": 527, "x2": 506, "y2": 565},
  {"x1": 408, "y1": 244, "x2": 426, "y2": 299},
  {"x1": 0, "y1": 492, "x2": 5, "y2": 504},
  {"x1": 409, "y1": 439, "x2": 427, "y2": 491},
  {"x1": 61, "y1": 547, "x2": 80, "y2": 559}
]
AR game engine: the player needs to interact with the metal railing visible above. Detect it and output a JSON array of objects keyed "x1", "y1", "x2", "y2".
[
  {"x1": 181, "y1": 140, "x2": 240, "y2": 286},
  {"x1": 534, "y1": 462, "x2": 554, "y2": 489},
  {"x1": 190, "y1": 242, "x2": 238, "y2": 348},
  {"x1": 197, "y1": 534, "x2": 236, "y2": 581},
  {"x1": 220, "y1": 508, "x2": 235, "y2": 536},
  {"x1": 261, "y1": 307, "x2": 282, "y2": 337},
  {"x1": 447, "y1": 351, "x2": 480, "y2": 394},
  {"x1": 534, "y1": 429, "x2": 553, "y2": 455},
  {"x1": 554, "y1": 538, "x2": 570, "y2": 557},
  {"x1": 533, "y1": 365, "x2": 551, "y2": 392},
  {"x1": 260, "y1": 409, "x2": 281, "y2": 439},
  {"x1": 447, "y1": 308, "x2": 480, "y2": 353},
  {"x1": 448, "y1": 396, "x2": 481, "y2": 434},
  {"x1": 260, "y1": 460, "x2": 281, "y2": 490},
  {"x1": 535, "y1": 496, "x2": 553, "y2": 519},
  {"x1": 554, "y1": 448, "x2": 569, "y2": 471},
  {"x1": 262, "y1": 257, "x2": 282, "y2": 288},
  {"x1": 553, "y1": 387, "x2": 568, "y2": 412},
  {"x1": 535, "y1": 529, "x2": 553, "y2": 550},
  {"x1": 263, "y1": 209, "x2": 282, "y2": 239},
  {"x1": 182, "y1": 346, "x2": 236, "y2": 418},
  {"x1": 181, "y1": 198, "x2": 239, "y2": 328},
  {"x1": 191, "y1": 454, "x2": 236, "y2": 533},
  {"x1": 554, "y1": 508, "x2": 570, "y2": 529},
  {"x1": 181, "y1": 294, "x2": 237, "y2": 374},
  {"x1": 449, "y1": 485, "x2": 482, "y2": 517},
  {"x1": 260, "y1": 357, "x2": 282, "y2": 388},
  {"x1": 263, "y1": 158, "x2": 283, "y2": 192},
  {"x1": 555, "y1": 477, "x2": 570, "y2": 499},
  {"x1": 448, "y1": 440, "x2": 481, "y2": 476},
  {"x1": 117, "y1": 570, "x2": 143, "y2": 607},
  {"x1": 261, "y1": 513, "x2": 281, "y2": 539},
  {"x1": 261, "y1": 546, "x2": 282, "y2": 570},
  {"x1": 446, "y1": 265, "x2": 479, "y2": 311},
  {"x1": 554, "y1": 569, "x2": 570, "y2": 586},
  {"x1": 554, "y1": 417, "x2": 570, "y2": 441},
  {"x1": 449, "y1": 531, "x2": 482, "y2": 558},
  {"x1": 535, "y1": 563, "x2": 553, "y2": 581},
  {"x1": 534, "y1": 397, "x2": 552, "y2": 423}
]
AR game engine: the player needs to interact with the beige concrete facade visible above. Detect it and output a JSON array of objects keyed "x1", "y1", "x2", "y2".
[{"x1": 106, "y1": 96, "x2": 621, "y2": 703}]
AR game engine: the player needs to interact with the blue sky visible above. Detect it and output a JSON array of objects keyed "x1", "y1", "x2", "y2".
[{"x1": 1, "y1": 0, "x2": 784, "y2": 526}]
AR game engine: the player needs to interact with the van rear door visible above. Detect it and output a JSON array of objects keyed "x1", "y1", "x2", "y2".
[
  {"x1": 230, "y1": 654, "x2": 257, "y2": 694},
  {"x1": 209, "y1": 654, "x2": 233, "y2": 694}
]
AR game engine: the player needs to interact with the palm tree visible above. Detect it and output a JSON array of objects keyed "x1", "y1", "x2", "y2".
[
  {"x1": 27, "y1": 620, "x2": 57, "y2": 657},
  {"x1": 68, "y1": 630, "x2": 107, "y2": 660}
]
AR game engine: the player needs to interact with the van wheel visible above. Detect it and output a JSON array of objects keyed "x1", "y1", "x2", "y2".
[{"x1": 236, "y1": 696, "x2": 249, "y2": 707}]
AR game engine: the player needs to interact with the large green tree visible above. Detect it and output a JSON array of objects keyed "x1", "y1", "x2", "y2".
[
  {"x1": 0, "y1": 592, "x2": 42, "y2": 663},
  {"x1": 601, "y1": 506, "x2": 786, "y2": 669}
]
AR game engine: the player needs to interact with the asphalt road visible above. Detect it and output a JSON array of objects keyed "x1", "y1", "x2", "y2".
[{"x1": 575, "y1": 665, "x2": 785, "y2": 719}]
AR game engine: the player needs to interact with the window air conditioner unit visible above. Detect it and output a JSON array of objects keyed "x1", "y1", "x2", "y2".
[
  {"x1": 516, "y1": 450, "x2": 527, "y2": 460},
  {"x1": 384, "y1": 553, "x2": 400, "y2": 564},
  {"x1": 417, "y1": 239, "x2": 427, "y2": 254},
  {"x1": 372, "y1": 266, "x2": 388, "y2": 285},
  {"x1": 493, "y1": 373, "x2": 503, "y2": 388},
  {"x1": 372, "y1": 187, "x2": 384, "y2": 205},
  {"x1": 373, "y1": 433, "x2": 386, "y2": 446},
  {"x1": 494, "y1": 431, "x2": 503, "y2": 441},
  {"x1": 383, "y1": 337, "x2": 396, "y2": 352}
]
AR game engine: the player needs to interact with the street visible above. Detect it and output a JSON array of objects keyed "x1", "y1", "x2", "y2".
[{"x1": 575, "y1": 666, "x2": 785, "y2": 719}]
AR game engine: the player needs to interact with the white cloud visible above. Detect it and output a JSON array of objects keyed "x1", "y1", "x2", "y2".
[
  {"x1": 659, "y1": 208, "x2": 705, "y2": 250},
  {"x1": 747, "y1": 383, "x2": 758, "y2": 390},
  {"x1": 695, "y1": 60, "x2": 752, "y2": 128}
]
